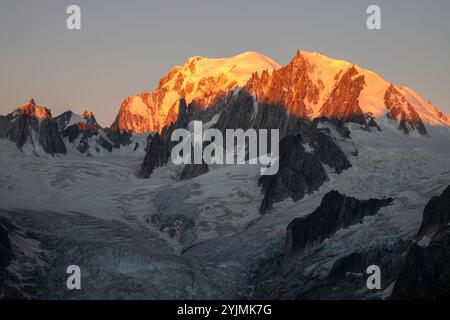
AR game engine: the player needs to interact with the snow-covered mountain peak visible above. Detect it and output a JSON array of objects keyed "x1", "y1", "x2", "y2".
[
  {"x1": 82, "y1": 110, "x2": 94, "y2": 119},
  {"x1": 18, "y1": 99, "x2": 52, "y2": 120}
]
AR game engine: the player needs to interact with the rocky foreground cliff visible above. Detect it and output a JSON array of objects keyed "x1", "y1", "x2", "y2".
[{"x1": 1, "y1": 50, "x2": 450, "y2": 300}]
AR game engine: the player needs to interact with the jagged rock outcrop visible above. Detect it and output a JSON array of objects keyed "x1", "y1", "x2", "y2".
[
  {"x1": 258, "y1": 134, "x2": 329, "y2": 214},
  {"x1": 180, "y1": 163, "x2": 209, "y2": 181},
  {"x1": 0, "y1": 215, "x2": 48, "y2": 300},
  {"x1": 284, "y1": 191, "x2": 394, "y2": 256},
  {"x1": 392, "y1": 185, "x2": 450, "y2": 299},
  {"x1": 301, "y1": 118, "x2": 352, "y2": 172},
  {"x1": 258, "y1": 123, "x2": 351, "y2": 214},
  {"x1": 137, "y1": 50, "x2": 450, "y2": 179},
  {"x1": 417, "y1": 185, "x2": 450, "y2": 238},
  {"x1": 0, "y1": 217, "x2": 15, "y2": 299},
  {"x1": 111, "y1": 94, "x2": 163, "y2": 134},
  {"x1": 141, "y1": 97, "x2": 228, "y2": 179},
  {"x1": 141, "y1": 133, "x2": 170, "y2": 178},
  {"x1": 252, "y1": 192, "x2": 396, "y2": 299},
  {"x1": 294, "y1": 240, "x2": 409, "y2": 299},
  {"x1": 0, "y1": 99, "x2": 66, "y2": 155},
  {"x1": 55, "y1": 110, "x2": 115, "y2": 153},
  {"x1": 319, "y1": 66, "x2": 366, "y2": 125},
  {"x1": 115, "y1": 50, "x2": 450, "y2": 137},
  {"x1": 392, "y1": 228, "x2": 450, "y2": 299},
  {"x1": 140, "y1": 99, "x2": 190, "y2": 178},
  {"x1": 111, "y1": 52, "x2": 280, "y2": 133},
  {"x1": 365, "y1": 113, "x2": 382, "y2": 131},
  {"x1": 246, "y1": 51, "x2": 320, "y2": 118},
  {"x1": 105, "y1": 126, "x2": 133, "y2": 148},
  {"x1": 256, "y1": 186, "x2": 450, "y2": 299}
]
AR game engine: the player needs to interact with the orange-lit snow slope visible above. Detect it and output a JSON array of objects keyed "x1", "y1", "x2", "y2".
[
  {"x1": 301, "y1": 51, "x2": 450, "y2": 127},
  {"x1": 111, "y1": 52, "x2": 280, "y2": 133},
  {"x1": 111, "y1": 51, "x2": 450, "y2": 133}
]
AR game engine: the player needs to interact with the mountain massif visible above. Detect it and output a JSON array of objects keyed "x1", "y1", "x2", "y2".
[
  {"x1": 2, "y1": 50, "x2": 449, "y2": 156},
  {"x1": 110, "y1": 51, "x2": 280, "y2": 133},
  {"x1": 111, "y1": 50, "x2": 450, "y2": 136}
]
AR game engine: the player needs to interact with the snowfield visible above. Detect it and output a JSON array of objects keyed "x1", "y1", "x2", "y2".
[{"x1": 0, "y1": 123, "x2": 449, "y2": 299}]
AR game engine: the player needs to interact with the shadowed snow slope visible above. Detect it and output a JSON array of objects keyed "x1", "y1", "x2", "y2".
[{"x1": 1, "y1": 121, "x2": 450, "y2": 298}]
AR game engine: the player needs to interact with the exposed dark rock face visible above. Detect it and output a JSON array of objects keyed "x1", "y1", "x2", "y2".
[
  {"x1": 140, "y1": 86, "x2": 353, "y2": 184},
  {"x1": 160, "y1": 98, "x2": 191, "y2": 142},
  {"x1": 284, "y1": 191, "x2": 394, "y2": 256},
  {"x1": 180, "y1": 163, "x2": 209, "y2": 181},
  {"x1": 257, "y1": 121, "x2": 351, "y2": 214},
  {"x1": 0, "y1": 214, "x2": 49, "y2": 300},
  {"x1": 151, "y1": 213, "x2": 195, "y2": 240},
  {"x1": 0, "y1": 100, "x2": 66, "y2": 155},
  {"x1": 258, "y1": 134, "x2": 328, "y2": 214},
  {"x1": 392, "y1": 185, "x2": 450, "y2": 299},
  {"x1": 140, "y1": 89, "x2": 353, "y2": 213},
  {"x1": 141, "y1": 100, "x2": 189, "y2": 178},
  {"x1": 110, "y1": 50, "x2": 439, "y2": 139},
  {"x1": 366, "y1": 114, "x2": 382, "y2": 131},
  {"x1": 31, "y1": 119, "x2": 66, "y2": 155},
  {"x1": 142, "y1": 91, "x2": 314, "y2": 180},
  {"x1": 60, "y1": 121, "x2": 97, "y2": 143},
  {"x1": 214, "y1": 88, "x2": 298, "y2": 138},
  {"x1": 0, "y1": 103, "x2": 119, "y2": 156},
  {"x1": 215, "y1": 90, "x2": 257, "y2": 132},
  {"x1": 0, "y1": 217, "x2": 16, "y2": 299},
  {"x1": 246, "y1": 51, "x2": 320, "y2": 118},
  {"x1": 244, "y1": 52, "x2": 376, "y2": 131},
  {"x1": 384, "y1": 84, "x2": 427, "y2": 135},
  {"x1": 141, "y1": 133, "x2": 171, "y2": 178},
  {"x1": 97, "y1": 136, "x2": 115, "y2": 152}
]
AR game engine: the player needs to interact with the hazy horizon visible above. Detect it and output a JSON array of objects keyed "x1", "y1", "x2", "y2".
[{"x1": 1, "y1": 0, "x2": 450, "y2": 127}]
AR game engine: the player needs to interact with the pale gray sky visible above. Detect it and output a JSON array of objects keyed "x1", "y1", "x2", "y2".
[{"x1": 1, "y1": 0, "x2": 449, "y2": 126}]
